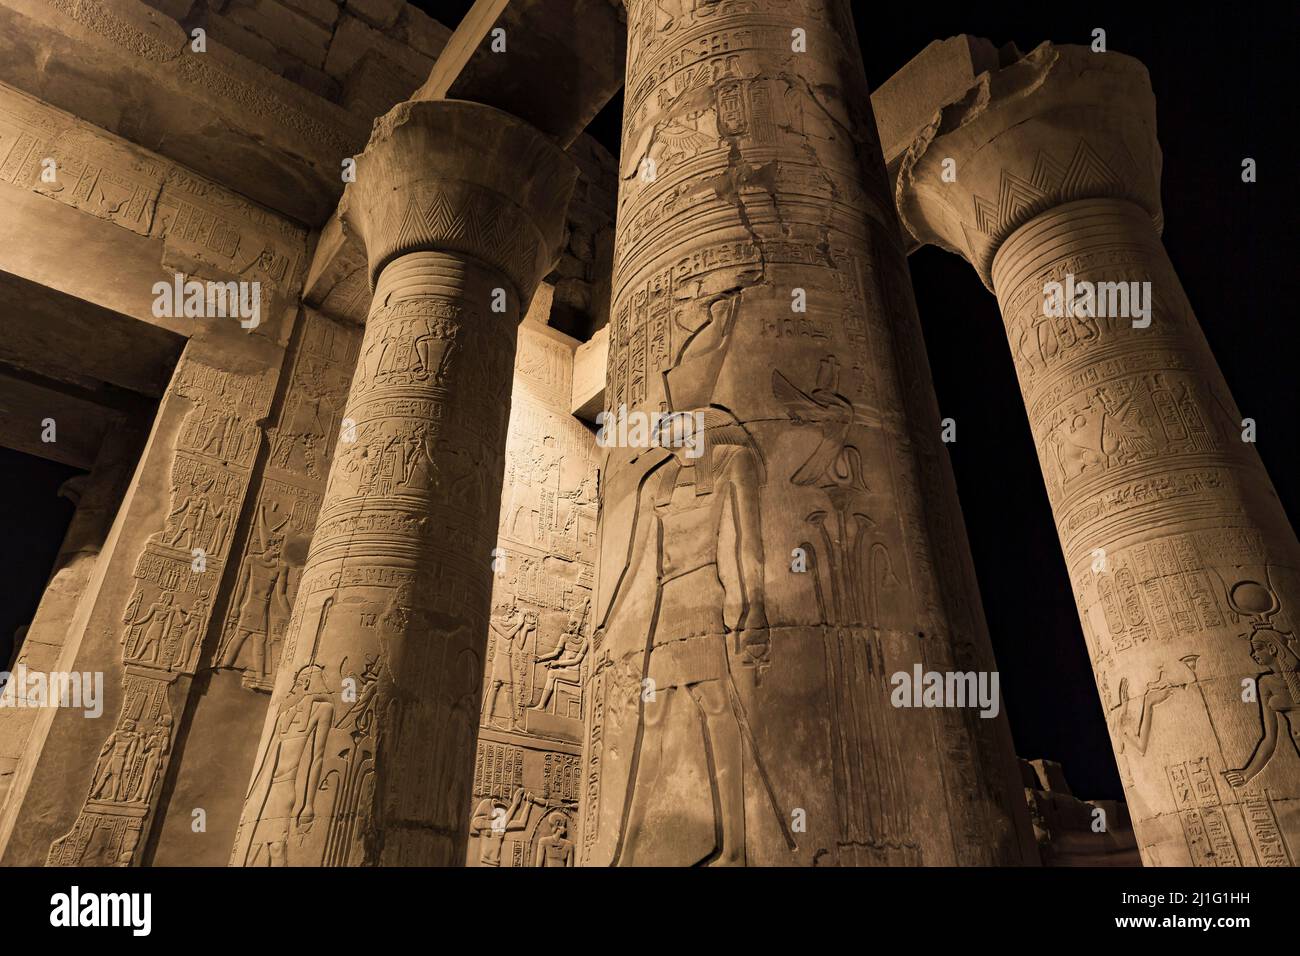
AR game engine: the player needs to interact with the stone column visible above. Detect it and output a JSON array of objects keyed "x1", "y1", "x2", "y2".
[
  {"x1": 230, "y1": 100, "x2": 576, "y2": 867},
  {"x1": 897, "y1": 43, "x2": 1300, "y2": 866},
  {"x1": 584, "y1": 0, "x2": 1036, "y2": 866}
]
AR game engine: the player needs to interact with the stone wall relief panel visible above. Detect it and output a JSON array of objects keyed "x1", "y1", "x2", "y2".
[
  {"x1": 588, "y1": 246, "x2": 971, "y2": 866},
  {"x1": 48, "y1": 358, "x2": 275, "y2": 865},
  {"x1": 469, "y1": 324, "x2": 597, "y2": 865},
  {"x1": 1071, "y1": 531, "x2": 1300, "y2": 868},
  {"x1": 233, "y1": 255, "x2": 525, "y2": 867},
  {"x1": 468, "y1": 738, "x2": 581, "y2": 867},
  {"x1": 214, "y1": 312, "x2": 361, "y2": 692}
]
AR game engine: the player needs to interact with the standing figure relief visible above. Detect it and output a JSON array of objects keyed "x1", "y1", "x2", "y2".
[{"x1": 599, "y1": 407, "x2": 783, "y2": 866}]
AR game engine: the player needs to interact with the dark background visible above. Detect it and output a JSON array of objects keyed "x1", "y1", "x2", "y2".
[
  {"x1": 0, "y1": 448, "x2": 79, "y2": 667},
  {"x1": 426, "y1": 0, "x2": 1296, "y2": 800}
]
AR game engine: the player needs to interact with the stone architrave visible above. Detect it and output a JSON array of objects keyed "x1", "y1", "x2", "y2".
[
  {"x1": 229, "y1": 100, "x2": 577, "y2": 867},
  {"x1": 583, "y1": 0, "x2": 1036, "y2": 867},
  {"x1": 897, "y1": 42, "x2": 1300, "y2": 866}
]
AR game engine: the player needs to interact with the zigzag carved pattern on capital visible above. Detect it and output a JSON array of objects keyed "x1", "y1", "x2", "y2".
[
  {"x1": 382, "y1": 189, "x2": 540, "y2": 291},
  {"x1": 966, "y1": 140, "x2": 1132, "y2": 278}
]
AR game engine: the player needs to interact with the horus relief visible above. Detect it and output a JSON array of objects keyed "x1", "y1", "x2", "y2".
[
  {"x1": 49, "y1": 360, "x2": 272, "y2": 865},
  {"x1": 589, "y1": 409, "x2": 780, "y2": 867},
  {"x1": 468, "y1": 323, "x2": 598, "y2": 865}
]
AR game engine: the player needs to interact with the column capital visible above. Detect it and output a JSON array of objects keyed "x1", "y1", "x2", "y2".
[
  {"x1": 340, "y1": 99, "x2": 578, "y2": 297},
  {"x1": 895, "y1": 43, "x2": 1164, "y2": 286}
]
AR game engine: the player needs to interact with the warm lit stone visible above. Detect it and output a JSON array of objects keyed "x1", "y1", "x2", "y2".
[
  {"x1": 897, "y1": 42, "x2": 1300, "y2": 866},
  {"x1": 228, "y1": 99, "x2": 577, "y2": 866},
  {"x1": 584, "y1": 0, "x2": 1035, "y2": 866}
]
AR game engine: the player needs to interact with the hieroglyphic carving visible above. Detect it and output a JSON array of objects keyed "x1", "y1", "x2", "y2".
[
  {"x1": 0, "y1": 82, "x2": 307, "y2": 312},
  {"x1": 467, "y1": 323, "x2": 598, "y2": 865},
  {"x1": 38, "y1": 0, "x2": 354, "y2": 155},
  {"x1": 231, "y1": 99, "x2": 578, "y2": 867},
  {"x1": 232, "y1": 249, "x2": 518, "y2": 867},
  {"x1": 216, "y1": 312, "x2": 361, "y2": 691},
  {"x1": 48, "y1": 359, "x2": 273, "y2": 865},
  {"x1": 987, "y1": 199, "x2": 1300, "y2": 866},
  {"x1": 587, "y1": 0, "x2": 1031, "y2": 866}
]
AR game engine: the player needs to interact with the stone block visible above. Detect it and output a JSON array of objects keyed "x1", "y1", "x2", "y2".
[
  {"x1": 226, "y1": 0, "x2": 333, "y2": 69},
  {"x1": 397, "y1": 4, "x2": 452, "y2": 59},
  {"x1": 284, "y1": 60, "x2": 342, "y2": 101},
  {"x1": 870, "y1": 35, "x2": 1001, "y2": 166},
  {"x1": 324, "y1": 14, "x2": 434, "y2": 83},
  {"x1": 344, "y1": 0, "x2": 403, "y2": 30},
  {"x1": 205, "y1": 12, "x2": 288, "y2": 76},
  {"x1": 1028, "y1": 758, "x2": 1073, "y2": 795},
  {"x1": 139, "y1": 0, "x2": 195, "y2": 21},
  {"x1": 281, "y1": 0, "x2": 340, "y2": 29},
  {"x1": 571, "y1": 324, "x2": 607, "y2": 423},
  {"x1": 340, "y1": 52, "x2": 421, "y2": 121}
]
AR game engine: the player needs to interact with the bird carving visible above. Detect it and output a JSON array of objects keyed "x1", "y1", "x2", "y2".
[{"x1": 772, "y1": 358, "x2": 878, "y2": 487}]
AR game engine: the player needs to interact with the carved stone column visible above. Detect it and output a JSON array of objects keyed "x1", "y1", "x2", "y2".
[
  {"x1": 898, "y1": 43, "x2": 1300, "y2": 866},
  {"x1": 584, "y1": 0, "x2": 1036, "y2": 866},
  {"x1": 230, "y1": 101, "x2": 576, "y2": 866}
]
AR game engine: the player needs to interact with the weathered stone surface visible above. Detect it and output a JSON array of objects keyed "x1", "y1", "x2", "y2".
[
  {"x1": 414, "y1": 0, "x2": 625, "y2": 146},
  {"x1": 5, "y1": 1, "x2": 1263, "y2": 874},
  {"x1": 324, "y1": 13, "x2": 435, "y2": 85},
  {"x1": 229, "y1": 100, "x2": 577, "y2": 866},
  {"x1": 896, "y1": 41, "x2": 1300, "y2": 867},
  {"x1": 150, "y1": 309, "x2": 361, "y2": 865},
  {"x1": 1021, "y1": 759, "x2": 1140, "y2": 866},
  {"x1": 281, "y1": 0, "x2": 339, "y2": 29},
  {"x1": 468, "y1": 314, "x2": 597, "y2": 867},
  {"x1": 396, "y1": 3, "x2": 451, "y2": 59},
  {"x1": 0, "y1": 431, "x2": 140, "y2": 813},
  {"x1": 344, "y1": 0, "x2": 403, "y2": 30},
  {"x1": 339, "y1": 51, "x2": 422, "y2": 122},
  {"x1": 226, "y1": 0, "x2": 334, "y2": 70},
  {"x1": 571, "y1": 324, "x2": 607, "y2": 423},
  {"x1": 0, "y1": 0, "x2": 366, "y2": 225},
  {"x1": 0, "y1": 335, "x2": 286, "y2": 866},
  {"x1": 586, "y1": 0, "x2": 1034, "y2": 867}
]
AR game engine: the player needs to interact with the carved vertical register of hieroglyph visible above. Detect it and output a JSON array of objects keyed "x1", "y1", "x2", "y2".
[
  {"x1": 467, "y1": 321, "x2": 598, "y2": 868},
  {"x1": 229, "y1": 100, "x2": 577, "y2": 866},
  {"x1": 896, "y1": 42, "x2": 1300, "y2": 866},
  {"x1": 583, "y1": 0, "x2": 1035, "y2": 866}
]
